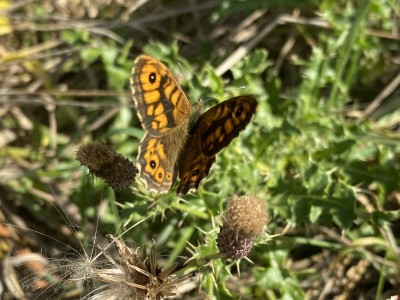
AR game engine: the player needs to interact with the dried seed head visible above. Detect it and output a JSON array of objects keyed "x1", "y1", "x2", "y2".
[
  {"x1": 76, "y1": 143, "x2": 115, "y2": 170},
  {"x1": 83, "y1": 236, "x2": 197, "y2": 300},
  {"x1": 217, "y1": 195, "x2": 269, "y2": 260},
  {"x1": 91, "y1": 153, "x2": 137, "y2": 190},
  {"x1": 224, "y1": 195, "x2": 268, "y2": 238},
  {"x1": 216, "y1": 225, "x2": 254, "y2": 260},
  {"x1": 76, "y1": 143, "x2": 137, "y2": 190}
]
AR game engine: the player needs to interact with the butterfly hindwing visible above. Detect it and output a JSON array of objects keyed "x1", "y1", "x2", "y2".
[
  {"x1": 176, "y1": 150, "x2": 216, "y2": 195},
  {"x1": 137, "y1": 134, "x2": 177, "y2": 194}
]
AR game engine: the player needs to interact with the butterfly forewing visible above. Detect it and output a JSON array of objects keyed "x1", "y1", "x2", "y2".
[
  {"x1": 130, "y1": 55, "x2": 190, "y2": 137},
  {"x1": 177, "y1": 96, "x2": 258, "y2": 194},
  {"x1": 199, "y1": 96, "x2": 258, "y2": 156}
]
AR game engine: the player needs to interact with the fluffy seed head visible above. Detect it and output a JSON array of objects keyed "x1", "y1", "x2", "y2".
[
  {"x1": 217, "y1": 195, "x2": 269, "y2": 260},
  {"x1": 224, "y1": 195, "x2": 268, "y2": 238}
]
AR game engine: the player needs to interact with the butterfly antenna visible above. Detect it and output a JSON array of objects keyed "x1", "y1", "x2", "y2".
[
  {"x1": 177, "y1": 60, "x2": 200, "y2": 101},
  {"x1": 204, "y1": 86, "x2": 247, "y2": 105}
]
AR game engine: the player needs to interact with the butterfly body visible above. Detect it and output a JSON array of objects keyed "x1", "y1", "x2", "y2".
[{"x1": 131, "y1": 55, "x2": 257, "y2": 195}]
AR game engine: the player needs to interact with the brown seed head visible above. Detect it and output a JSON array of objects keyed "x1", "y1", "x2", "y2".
[
  {"x1": 76, "y1": 143, "x2": 115, "y2": 170},
  {"x1": 224, "y1": 195, "x2": 268, "y2": 238},
  {"x1": 217, "y1": 195, "x2": 269, "y2": 260},
  {"x1": 76, "y1": 143, "x2": 137, "y2": 190},
  {"x1": 216, "y1": 225, "x2": 254, "y2": 260}
]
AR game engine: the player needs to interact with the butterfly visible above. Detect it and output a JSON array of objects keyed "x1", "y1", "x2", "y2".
[{"x1": 130, "y1": 55, "x2": 257, "y2": 195}]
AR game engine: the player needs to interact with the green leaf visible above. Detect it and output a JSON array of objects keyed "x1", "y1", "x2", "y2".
[
  {"x1": 331, "y1": 184, "x2": 356, "y2": 229},
  {"x1": 80, "y1": 47, "x2": 102, "y2": 65},
  {"x1": 61, "y1": 29, "x2": 90, "y2": 44},
  {"x1": 309, "y1": 206, "x2": 322, "y2": 224},
  {"x1": 105, "y1": 65, "x2": 129, "y2": 90},
  {"x1": 231, "y1": 48, "x2": 270, "y2": 78},
  {"x1": 101, "y1": 46, "x2": 118, "y2": 66},
  {"x1": 290, "y1": 196, "x2": 311, "y2": 225}
]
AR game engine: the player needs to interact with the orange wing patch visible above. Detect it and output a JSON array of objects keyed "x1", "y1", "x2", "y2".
[{"x1": 137, "y1": 135, "x2": 176, "y2": 193}]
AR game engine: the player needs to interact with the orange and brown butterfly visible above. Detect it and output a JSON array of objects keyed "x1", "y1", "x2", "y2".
[{"x1": 130, "y1": 55, "x2": 257, "y2": 195}]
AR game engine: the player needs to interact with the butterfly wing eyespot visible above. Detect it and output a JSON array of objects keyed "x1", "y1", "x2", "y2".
[
  {"x1": 149, "y1": 72, "x2": 157, "y2": 84},
  {"x1": 137, "y1": 134, "x2": 177, "y2": 194},
  {"x1": 177, "y1": 95, "x2": 258, "y2": 194}
]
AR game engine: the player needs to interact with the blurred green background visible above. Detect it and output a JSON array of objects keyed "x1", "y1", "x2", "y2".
[{"x1": 0, "y1": 0, "x2": 399, "y2": 299}]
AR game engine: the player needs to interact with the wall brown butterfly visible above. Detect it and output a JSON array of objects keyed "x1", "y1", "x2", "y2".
[{"x1": 130, "y1": 55, "x2": 257, "y2": 195}]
